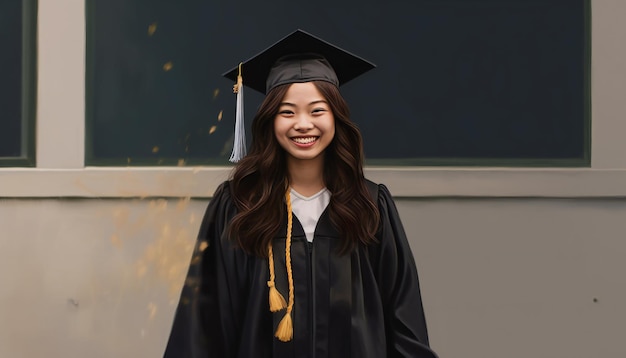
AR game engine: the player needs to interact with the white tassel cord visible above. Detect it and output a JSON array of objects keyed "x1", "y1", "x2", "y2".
[{"x1": 229, "y1": 67, "x2": 246, "y2": 163}]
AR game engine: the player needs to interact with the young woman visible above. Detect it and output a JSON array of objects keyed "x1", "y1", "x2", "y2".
[{"x1": 165, "y1": 30, "x2": 438, "y2": 358}]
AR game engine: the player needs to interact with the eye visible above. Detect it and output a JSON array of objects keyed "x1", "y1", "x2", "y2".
[
  {"x1": 312, "y1": 108, "x2": 327, "y2": 114},
  {"x1": 278, "y1": 109, "x2": 294, "y2": 116}
]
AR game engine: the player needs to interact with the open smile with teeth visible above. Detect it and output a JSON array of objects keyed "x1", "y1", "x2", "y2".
[{"x1": 291, "y1": 136, "x2": 319, "y2": 144}]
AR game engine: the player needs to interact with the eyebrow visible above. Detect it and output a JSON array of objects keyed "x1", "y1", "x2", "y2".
[{"x1": 280, "y1": 100, "x2": 328, "y2": 107}]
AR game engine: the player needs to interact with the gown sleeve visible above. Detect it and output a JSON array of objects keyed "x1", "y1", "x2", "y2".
[
  {"x1": 375, "y1": 184, "x2": 439, "y2": 358},
  {"x1": 163, "y1": 181, "x2": 247, "y2": 358}
]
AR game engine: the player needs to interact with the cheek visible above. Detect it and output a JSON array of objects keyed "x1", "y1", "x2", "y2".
[
  {"x1": 273, "y1": 117, "x2": 291, "y2": 148},
  {"x1": 273, "y1": 117, "x2": 284, "y2": 137},
  {"x1": 327, "y1": 117, "x2": 336, "y2": 138}
]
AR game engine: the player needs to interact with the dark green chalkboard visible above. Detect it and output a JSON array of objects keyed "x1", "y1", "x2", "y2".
[
  {"x1": 0, "y1": 0, "x2": 36, "y2": 167},
  {"x1": 86, "y1": 0, "x2": 589, "y2": 167}
]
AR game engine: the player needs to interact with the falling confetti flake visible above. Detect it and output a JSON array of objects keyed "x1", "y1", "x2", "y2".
[
  {"x1": 147, "y1": 302, "x2": 158, "y2": 320},
  {"x1": 152, "y1": 146, "x2": 159, "y2": 153},
  {"x1": 137, "y1": 263, "x2": 148, "y2": 278},
  {"x1": 163, "y1": 62, "x2": 173, "y2": 71},
  {"x1": 213, "y1": 88, "x2": 220, "y2": 99},
  {"x1": 110, "y1": 234, "x2": 123, "y2": 249},
  {"x1": 209, "y1": 125, "x2": 217, "y2": 134},
  {"x1": 217, "y1": 110, "x2": 223, "y2": 121},
  {"x1": 148, "y1": 22, "x2": 157, "y2": 36},
  {"x1": 110, "y1": 199, "x2": 198, "y2": 301},
  {"x1": 176, "y1": 197, "x2": 190, "y2": 212}
]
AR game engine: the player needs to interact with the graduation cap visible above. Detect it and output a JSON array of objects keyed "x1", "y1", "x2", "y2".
[
  {"x1": 222, "y1": 30, "x2": 375, "y2": 343},
  {"x1": 223, "y1": 29, "x2": 376, "y2": 163}
]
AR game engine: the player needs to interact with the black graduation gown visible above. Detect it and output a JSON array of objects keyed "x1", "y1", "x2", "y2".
[{"x1": 164, "y1": 180, "x2": 438, "y2": 358}]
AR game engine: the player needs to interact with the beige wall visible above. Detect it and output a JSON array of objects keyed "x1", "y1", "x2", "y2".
[
  {"x1": 400, "y1": 198, "x2": 626, "y2": 358},
  {"x1": 2, "y1": 0, "x2": 626, "y2": 357},
  {"x1": 1, "y1": 198, "x2": 625, "y2": 357},
  {"x1": 0, "y1": 199, "x2": 205, "y2": 358}
]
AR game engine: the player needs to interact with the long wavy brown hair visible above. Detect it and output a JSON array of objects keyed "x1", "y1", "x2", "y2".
[{"x1": 228, "y1": 81, "x2": 379, "y2": 257}]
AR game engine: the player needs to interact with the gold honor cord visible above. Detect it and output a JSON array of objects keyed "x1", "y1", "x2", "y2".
[{"x1": 267, "y1": 189, "x2": 295, "y2": 342}]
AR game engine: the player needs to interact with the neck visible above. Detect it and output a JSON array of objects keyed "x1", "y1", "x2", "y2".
[{"x1": 286, "y1": 156, "x2": 325, "y2": 197}]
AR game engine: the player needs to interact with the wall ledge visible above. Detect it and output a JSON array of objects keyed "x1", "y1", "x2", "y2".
[{"x1": 1, "y1": 167, "x2": 626, "y2": 198}]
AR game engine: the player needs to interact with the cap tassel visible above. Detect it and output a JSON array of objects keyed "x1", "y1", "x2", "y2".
[
  {"x1": 229, "y1": 63, "x2": 246, "y2": 163},
  {"x1": 274, "y1": 189, "x2": 295, "y2": 342}
]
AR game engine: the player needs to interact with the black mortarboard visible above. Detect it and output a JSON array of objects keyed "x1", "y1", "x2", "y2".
[{"x1": 223, "y1": 29, "x2": 376, "y2": 94}]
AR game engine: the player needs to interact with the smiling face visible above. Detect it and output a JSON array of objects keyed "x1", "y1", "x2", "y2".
[{"x1": 274, "y1": 82, "x2": 336, "y2": 166}]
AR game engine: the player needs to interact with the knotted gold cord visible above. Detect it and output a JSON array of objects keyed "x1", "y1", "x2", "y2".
[
  {"x1": 270, "y1": 189, "x2": 295, "y2": 342},
  {"x1": 267, "y1": 243, "x2": 287, "y2": 311}
]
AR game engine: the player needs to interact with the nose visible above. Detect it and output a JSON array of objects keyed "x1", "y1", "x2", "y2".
[{"x1": 293, "y1": 114, "x2": 314, "y2": 131}]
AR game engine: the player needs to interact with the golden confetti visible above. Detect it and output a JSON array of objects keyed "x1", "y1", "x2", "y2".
[
  {"x1": 112, "y1": 207, "x2": 130, "y2": 227},
  {"x1": 176, "y1": 197, "x2": 190, "y2": 212},
  {"x1": 110, "y1": 234, "x2": 123, "y2": 249},
  {"x1": 213, "y1": 88, "x2": 220, "y2": 99},
  {"x1": 137, "y1": 263, "x2": 148, "y2": 278},
  {"x1": 109, "y1": 198, "x2": 197, "y2": 301},
  {"x1": 148, "y1": 22, "x2": 157, "y2": 36},
  {"x1": 151, "y1": 199, "x2": 168, "y2": 211},
  {"x1": 209, "y1": 125, "x2": 217, "y2": 134},
  {"x1": 147, "y1": 302, "x2": 158, "y2": 320},
  {"x1": 152, "y1": 146, "x2": 159, "y2": 153},
  {"x1": 217, "y1": 110, "x2": 223, "y2": 121},
  {"x1": 127, "y1": 157, "x2": 132, "y2": 164},
  {"x1": 157, "y1": 159, "x2": 163, "y2": 165},
  {"x1": 198, "y1": 241, "x2": 208, "y2": 252},
  {"x1": 163, "y1": 62, "x2": 173, "y2": 71},
  {"x1": 189, "y1": 255, "x2": 201, "y2": 266},
  {"x1": 161, "y1": 224, "x2": 171, "y2": 237},
  {"x1": 177, "y1": 159, "x2": 186, "y2": 166},
  {"x1": 186, "y1": 277, "x2": 200, "y2": 288}
]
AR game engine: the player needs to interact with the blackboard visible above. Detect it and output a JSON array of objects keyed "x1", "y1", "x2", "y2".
[
  {"x1": 87, "y1": 0, "x2": 588, "y2": 166},
  {"x1": 0, "y1": 0, "x2": 23, "y2": 158}
]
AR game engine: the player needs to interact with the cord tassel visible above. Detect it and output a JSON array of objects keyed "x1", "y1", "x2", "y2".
[
  {"x1": 274, "y1": 312, "x2": 293, "y2": 342},
  {"x1": 229, "y1": 63, "x2": 246, "y2": 163},
  {"x1": 268, "y1": 282, "x2": 287, "y2": 312},
  {"x1": 267, "y1": 245, "x2": 287, "y2": 312}
]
